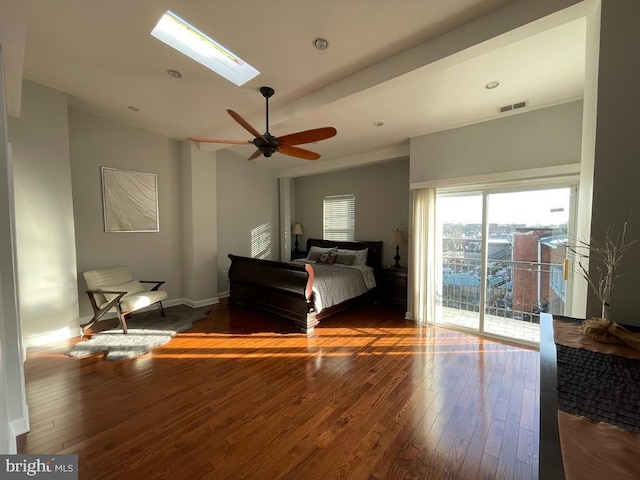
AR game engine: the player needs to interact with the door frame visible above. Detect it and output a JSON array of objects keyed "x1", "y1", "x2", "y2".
[{"x1": 434, "y1": 176, "x2": 579, "y2": 344}]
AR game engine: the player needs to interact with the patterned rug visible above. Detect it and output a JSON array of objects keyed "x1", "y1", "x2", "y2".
[{"x1": 69, "y1": 305, "x2": 209, "y2": 361}]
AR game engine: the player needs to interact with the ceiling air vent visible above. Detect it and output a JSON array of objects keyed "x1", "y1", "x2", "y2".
[{"x1": 498, "y1": 100, "x2": 528, "y2": 113}]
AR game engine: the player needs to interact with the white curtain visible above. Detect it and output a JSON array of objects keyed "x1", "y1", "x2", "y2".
[{"x1": 410, "y1": 188, "x2": 437, "y2": 325}]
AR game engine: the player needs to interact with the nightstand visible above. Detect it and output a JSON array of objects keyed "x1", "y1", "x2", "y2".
[
  {"x1": 291, "y1": 250, "x2": 307, "y2": 260},
  {"x1": 377, "y1": 267, "x2": 408, "y2": 309}
]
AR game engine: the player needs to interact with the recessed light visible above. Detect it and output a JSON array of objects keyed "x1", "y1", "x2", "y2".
[
  {"x1": 151, "y1": 11, "x2": 259, "y2": 86},
  {"x1": 167, "y1": 69, "x2": 183, "y2": 79},
  {"x1": 313, "y1": 37, "x2": 329, "y2": 50},
  {"x1": 485, "y1": 81, "x2": 500, "y2": 90},
  {"x1": 373, "y1": 121, "x2": 384, "y2": 127},
  {"x1": 128, "y1": 106, "x2": 140, "y2": 112}
]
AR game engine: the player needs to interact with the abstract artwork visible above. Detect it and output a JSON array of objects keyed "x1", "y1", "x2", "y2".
[{"x1": 101, "y1": 167, "x2": 159, "y2": 232}]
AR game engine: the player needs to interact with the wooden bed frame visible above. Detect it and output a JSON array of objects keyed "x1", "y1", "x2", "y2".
[{"x1": 227, "y1": 238, "x2": 383, "y2": 333}]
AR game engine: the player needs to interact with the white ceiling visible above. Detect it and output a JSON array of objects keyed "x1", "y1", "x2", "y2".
[{"x1": 2, "y1": 0, "x2": 586, "y2": 171}]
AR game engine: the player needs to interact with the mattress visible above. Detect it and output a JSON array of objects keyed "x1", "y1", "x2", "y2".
[{"x1": 293, "y1": 260, "x2": 376, "y2": 313}]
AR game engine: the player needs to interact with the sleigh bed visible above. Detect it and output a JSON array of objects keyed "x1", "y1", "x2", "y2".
[{"x1": 227, "y1": 238, "x2": 383, "y2": 333}]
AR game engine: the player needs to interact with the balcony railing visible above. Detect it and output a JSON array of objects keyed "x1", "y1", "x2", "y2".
[{"x1": 439, "y1": 257, "x2": 565, "y2": 325}]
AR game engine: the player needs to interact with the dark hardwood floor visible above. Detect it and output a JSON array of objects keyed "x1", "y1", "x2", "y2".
[{"x1": 19, "y1": 300, "x2": 540, "y2": 479}]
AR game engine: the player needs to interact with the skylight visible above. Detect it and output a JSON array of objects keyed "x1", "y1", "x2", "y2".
[{"x1": 151, "y1": 11, "x2": 259, "y2": 86}]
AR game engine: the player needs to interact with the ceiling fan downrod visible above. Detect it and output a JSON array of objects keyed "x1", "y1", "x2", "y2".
[{"x1": 260, "y1": 86, "x2": 275, "y2": 135}]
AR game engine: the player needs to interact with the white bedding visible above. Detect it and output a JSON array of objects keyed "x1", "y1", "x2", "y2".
[{"x1": 292, "y1": 259, "x2": 376, "y2": 313}]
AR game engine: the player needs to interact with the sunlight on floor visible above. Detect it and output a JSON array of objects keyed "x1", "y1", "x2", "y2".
[
  {"x1": 440, "y1": 306, "x2": 540, "y2": 345},
  {"x1": 138, "y1": 324, "x2": 529, "y2": 359}
]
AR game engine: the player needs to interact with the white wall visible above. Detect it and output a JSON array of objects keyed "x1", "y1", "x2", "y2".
[
  {"x1": 7, "y1": 81, "x2": 79, "y2": 346},
  {"x1": 410, "y1": 101, "x2": 583, "y2": 184},
  {"x1": 68, "y1": 108, "x2": 185, "y2": 318},
  {"x1": 181, "y1": 142, "x2": 218, "y2": 305},
  {"x1": 216, "y1": 150, "x2": 279, "y2": 293},
  {"x1": 294, "y1": 158, "x2": 410, "y2": 267}
]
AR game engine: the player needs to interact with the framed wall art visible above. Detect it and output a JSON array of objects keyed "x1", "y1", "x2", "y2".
[{"x1": 101, "y1": 167, "x2": 159, "y2": 232}]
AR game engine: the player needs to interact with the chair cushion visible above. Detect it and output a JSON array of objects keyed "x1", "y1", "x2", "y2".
[
  {"x1": 102, "y1": 280, "x2": 146, "y2": 302},
  {"x1": 84, "y1": 266, "x2": 134, "y2": 290},
  {"x1": 99, "y1": 290, "x2": 167, "y2": 313},
  {"x1": 118, "y1": 290, "x2": 168, "y2": 313}
]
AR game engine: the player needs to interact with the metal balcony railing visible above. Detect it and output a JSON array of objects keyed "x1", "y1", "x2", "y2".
[{"x1": 439, "y1": 257, "x2": 565, "y2": 325}]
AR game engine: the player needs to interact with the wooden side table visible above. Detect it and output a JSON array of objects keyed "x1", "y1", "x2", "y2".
[{"x1": 377, "y1": 267, "x2": 408, "y2": 310}]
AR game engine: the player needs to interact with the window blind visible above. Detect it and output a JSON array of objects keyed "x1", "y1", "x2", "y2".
[{"x1": 323, "y1": 194, "x2": 355, "y2": 241}]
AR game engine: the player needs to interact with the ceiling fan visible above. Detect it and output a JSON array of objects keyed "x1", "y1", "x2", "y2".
[{"x1": 189, "y1": 86, "x2": 337, "y2": 161}]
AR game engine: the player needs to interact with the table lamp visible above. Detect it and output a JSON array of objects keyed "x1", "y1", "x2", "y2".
[{"x1": 390, "y1": 229, "x2": 405, "y2": 268}]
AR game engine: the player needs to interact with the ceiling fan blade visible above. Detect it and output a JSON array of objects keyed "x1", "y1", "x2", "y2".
[
  {"x1": 188, "y1": 137, "x2": 252, "y2": 145},
  {"x1": 247, "y1": 149, "x2": 263, "y2": 161},
  {"x1": 227, "y1": 109, "x2": 266, "y2": 142},
  {"x1": 278, "y1": 127, "x2": 337, "y2": 146},
  {"x1": 277, "y1": 145, "x2": 321, "y2": 160}
]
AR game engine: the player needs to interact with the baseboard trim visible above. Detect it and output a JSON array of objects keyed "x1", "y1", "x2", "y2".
[
  {"x1": 28, "y1": 298, "x2": 220, "y2": 347},
  {"x1": 24, "y1": 327, "x2": 82, "y2": 348},
  {"x1": 180, "y1": 297, "x2": 219, "y2": 308},
  {"x1": 9, "y1": 412, "x2": 30, "y2": 454},
  {"x1": 218, "y1": 290, "x2": 230, "y2": 299},
  {"x1": 10, "y1": 415, "x2": 29, "y2": 437}
]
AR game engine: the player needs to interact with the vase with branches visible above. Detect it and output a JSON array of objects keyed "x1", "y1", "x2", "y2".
[{"x1": 568, "y1": 219, "x2": 640, "y2": 350}]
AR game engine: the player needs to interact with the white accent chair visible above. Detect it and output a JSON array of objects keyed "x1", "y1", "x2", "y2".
[{"x1": 83, "y1": 266, "x2": 167, "y2": 334}]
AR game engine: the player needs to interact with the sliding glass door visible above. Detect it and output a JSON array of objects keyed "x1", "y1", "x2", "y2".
[
  {"x1": 436, "y1": 194, "x2": 483, "y2": 332},
  {"x1": 435, "y1": 186, "x2": 574, "y2": 344}
]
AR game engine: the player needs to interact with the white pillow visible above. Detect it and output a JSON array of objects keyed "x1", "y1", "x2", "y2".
[
  {"x1": 336, "y1": 248, "x2": 368, "y2": 266},
  {"x1": 102, "y1": 280, "x2": 145, "y2": 301},
  {"x1": 306, "y1": 246, "x2": 338, "y2": 261}
]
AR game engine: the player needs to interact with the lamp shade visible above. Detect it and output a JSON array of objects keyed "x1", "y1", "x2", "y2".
[
  {"x1": 292, "y1": 223, "x2": 304, "y2": 235},
  {"x1": 390, "y1": 229, "x2": 405, "y2": 245}
]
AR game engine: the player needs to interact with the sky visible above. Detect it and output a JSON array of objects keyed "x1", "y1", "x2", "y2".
[{"x1": 438, "y1": 188, "x2": 570, "y2": 226}]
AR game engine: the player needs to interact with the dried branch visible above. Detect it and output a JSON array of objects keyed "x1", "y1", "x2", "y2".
[{"x1": 567, "y1": 219, "x2": 637, "y2": 319}]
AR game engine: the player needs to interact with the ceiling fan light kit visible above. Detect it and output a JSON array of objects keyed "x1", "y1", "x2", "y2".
[{"x1": 189, "y1": 86, "x2": 337, "y2": 161}]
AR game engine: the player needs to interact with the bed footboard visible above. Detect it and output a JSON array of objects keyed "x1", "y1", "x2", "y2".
[{"x1": 227, "y1": 254, "x2": 318, "y2": 332}]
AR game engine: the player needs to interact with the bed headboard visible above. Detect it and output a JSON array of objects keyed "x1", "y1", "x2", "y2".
[{"x1": 305, "y1": 238, "x2": 383, "y2": 270}]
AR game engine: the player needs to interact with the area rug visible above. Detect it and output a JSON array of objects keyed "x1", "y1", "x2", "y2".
[{"x1": 69, "y1": 305, "x2": 209, "y2": 361}]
